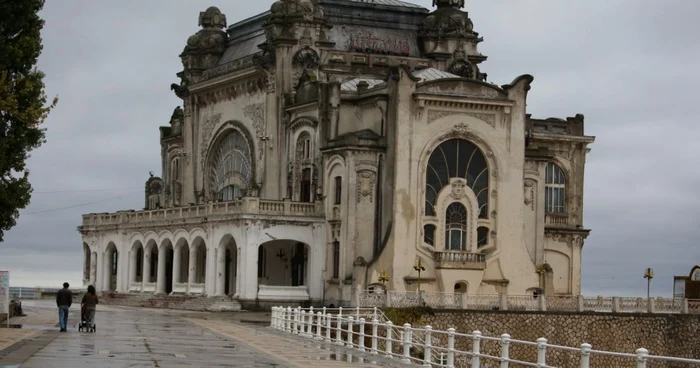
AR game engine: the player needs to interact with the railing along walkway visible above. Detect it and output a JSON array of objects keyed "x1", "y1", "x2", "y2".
[{"x1": 270, "y1": 306, "x2": 700, "y2": 368}]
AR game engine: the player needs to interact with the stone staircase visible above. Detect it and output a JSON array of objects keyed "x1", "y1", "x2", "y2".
[{"x1": 100, "y1": 293, "x2": 242, "y2": 312}]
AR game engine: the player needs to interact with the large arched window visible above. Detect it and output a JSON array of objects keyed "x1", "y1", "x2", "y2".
[
  {"x1": 208, "y1": 128, "x2": 253, "y2": 201},
  {"x1": 545, "y1": 162, "x2": 566, "y2": 213},
  {"x1": 445, "y1": 202, "x2": 467, "y2": 250},
  {"x1": 425, "y1": 139, "x2": 489, "y2": 218},
  {"x1": 295, "y1": 132, "x2": 314, "y2": 202}
]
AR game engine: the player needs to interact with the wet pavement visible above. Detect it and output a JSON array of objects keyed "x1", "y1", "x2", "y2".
[{"x1": 0, "y1": 300, "x2": 416, "y2": 367}]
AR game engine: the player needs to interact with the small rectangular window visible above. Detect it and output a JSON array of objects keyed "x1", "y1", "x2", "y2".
[{"x1": 334, "y1": 176, "x2": 342, "y2": 205}]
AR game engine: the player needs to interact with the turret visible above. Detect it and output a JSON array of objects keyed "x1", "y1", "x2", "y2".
[{"x1": 420, "y1": 0, "x2": 487, "y2": 81}]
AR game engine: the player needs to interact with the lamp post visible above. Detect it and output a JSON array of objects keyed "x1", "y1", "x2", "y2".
[
  {"x1": 413, "y1": 259, "x2": 426, "y2": 293},
  {"x1": 644, "y1": 267, "x2": 654, "y2": 299},
  {"x1": 378, "y1": 270, "x2": 390, "y2": 287}
]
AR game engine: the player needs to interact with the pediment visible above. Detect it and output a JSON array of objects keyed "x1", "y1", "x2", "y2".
[{"x1": 416, "y1": 78, "x2": 508, "y2": 99}]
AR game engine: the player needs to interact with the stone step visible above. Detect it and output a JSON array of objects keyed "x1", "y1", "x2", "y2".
[{"x1": 206, "y1": 300, "x2": 242, "y2": 312}]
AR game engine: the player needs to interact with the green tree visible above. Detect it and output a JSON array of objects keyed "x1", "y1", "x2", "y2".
[{"x1": 0, "y1": 0, "x2": 57, "y2": 241}]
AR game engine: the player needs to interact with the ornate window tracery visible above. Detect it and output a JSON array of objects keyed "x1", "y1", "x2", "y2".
[
  {"x1": 445, "y1": 202, "x2": 468, "y2": 250},
  {"x1": 545, "y1": 162, "x2": 566, "y2": 213},
  {"x1": 425, "y1": 139, "x2": 489, "y2": 218},
  {"x1": 208, "y1": 128, "x2": 253, "y2": 202}
]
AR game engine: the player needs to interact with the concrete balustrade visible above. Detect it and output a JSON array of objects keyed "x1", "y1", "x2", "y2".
[{"x1": 270, "y1": 306, "x2": 700, "y2": 367}]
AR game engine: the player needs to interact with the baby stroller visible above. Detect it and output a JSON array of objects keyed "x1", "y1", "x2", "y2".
[{"x1": 77, "y1": 304, "x2": 96, "y2": 333}]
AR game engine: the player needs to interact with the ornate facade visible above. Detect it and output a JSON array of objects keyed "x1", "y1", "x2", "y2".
[{"x1": 78, "y1": 0, "x2": 595, "y2": 309}]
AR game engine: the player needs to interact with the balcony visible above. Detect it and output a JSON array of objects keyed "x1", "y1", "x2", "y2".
[
  {"x1": 433, "y1": 250, "x2": 486, "y2": 270},
  {"x1": 80, "y1": 197, "x2": 324, "y2": 229}
]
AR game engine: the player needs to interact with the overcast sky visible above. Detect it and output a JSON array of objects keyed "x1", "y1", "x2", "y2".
[{"x1": 1, "y1": 0, "x2": 698, "y2": 297}]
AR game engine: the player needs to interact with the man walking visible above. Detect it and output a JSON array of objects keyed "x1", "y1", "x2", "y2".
[{"x1": 56, "y1": 282, "x2": 72, "y2": 332}]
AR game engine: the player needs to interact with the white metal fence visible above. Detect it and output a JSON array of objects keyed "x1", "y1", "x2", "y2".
[
  {"x1": 358, "y1": 290, "x2": 700, "y2": 315},
  {"x1": 270, "y1": 306, "x2": 700, "y2": 368}
]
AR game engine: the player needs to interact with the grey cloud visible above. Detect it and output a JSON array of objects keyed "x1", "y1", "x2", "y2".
[{"x1": 2, "y1": 0, "x2": 698, "y2": 296}]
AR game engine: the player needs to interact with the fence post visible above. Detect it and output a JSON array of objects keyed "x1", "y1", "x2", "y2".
[
  {"x1": 293, "y1": 308, "x2": 299, "y2": 334},
  {"x1": 286, "y1": 307, "x2": 292, "y2": 332},
  {"x1": 580, "y1": 343, "x2": 592, "y2": 368},
  {"x1": 500, "y1": 333, "x2": 511, "y2": 368},
  {"x1": 307, "y1": 308, "x2": 314, "y2": 336},
  {"x1": 336, "y1": 314, "x2": 343, "y2": 345},
  {"x1": 317, "y1": 312, "x2": 323, "y2": 339},
  {"x1": 356, "y1": 306, "x2": 360, "y2": 319},
  {"x1": 647, "y1": 298, "x2": 656, "y2": 313},
  {"x1": 270, "y1": 307, "x2": 276, "y2": 328},
  {"x1": 537, "y1": 337, "x2": 547, "y2": 366},
  {"x1": 472, "y1": 330, "x2": 482, "y2": 368},
  {"x1": 461, "y1": 293, "x2": 468, "y2": 309},
  {"x1": 300, "y1": 311, "x2": 307, "y2": 336},
  {"x1": 371, "y1": 319, "x2": 379, "y2": 354},
  {"x1": 447, "y1": 328, "x2": 455, "y2": 368},
  {"x1": 347, "y1": 316, "x2": 354, "y2": 347},
  {"x1": 682, "y1": 298, "x2": 689, "y2": 314},
  {"x1": 538, "y1": 295, "x2": 547, "y2": 311},
  {"x1": 359, "y1": 318, "x2": 366, "y2": 351},
  {"x1": 636, "y1": 348, "x2": 648, "y2": 368},
  {"x1": 385, "y1": 321, "x2": 394, "y2": 358},
  {"x1": 402, "y1": 323, "x2": 412, "y2": 363},
  {"x1": 612, "y1": 297, "x2": 620, "y2": 313},
  {"x1": 325, "y1": 313, "x2": 333, "y2": 342},
  {"x1": 577, "y1": 295, "x2": 585, "y2": 312},
  {"x1": 499, "y1": 293, "x2": 508, "y2": 311},
  {"x1": 424, "y1": 325, "x2": 433, "y2": 367}
]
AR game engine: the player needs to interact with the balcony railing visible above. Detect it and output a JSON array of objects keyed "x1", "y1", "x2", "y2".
[
  {"x1": 81, "y1": 197, "x2": 324, "y2": 227},
  {"x1": 433, "y1": 250, "x2": 486, "y2": 270},
  {"x1": 545, "y1": 213, "x2": 569, "y2": 226}
]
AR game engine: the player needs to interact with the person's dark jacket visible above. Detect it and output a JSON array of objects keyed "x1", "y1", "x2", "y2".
[
  {"x1": 56, "y1": 288, "x2": 72, "y2": 307},
  {"x1": 81, "y1": 293, "x2": 98, "y2": 308}
]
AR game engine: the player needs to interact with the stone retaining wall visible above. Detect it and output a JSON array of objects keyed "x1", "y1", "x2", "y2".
[
  {"x1": 416, "y1": 310, "x2": 700, "y2": 368},
  {"x1": 98, "y1": 293, "x2": 239, "y2": 312}
]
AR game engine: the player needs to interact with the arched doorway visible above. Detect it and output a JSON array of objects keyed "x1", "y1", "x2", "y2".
[
  {"x1": 191, "y1": 237, "x2": 207, "y2": 285},
  {"x1": 454, "y1": 281, "x2": 468, "y2": 294},
  {"x1": 144, "y1": 240, "x2": 158, "y2": 286},
  {"x1": 217, "y1": 235, "x2": 238, "y2": 296},
  {"x1": 104, "y1": 243, "x2": 118, "y2": 292},
  {"x1": 129, "y1": 241, "x2": 144, "y2": 289},
  {"x1": 175, "y1": 239, "x2": 190, "y2": 286},
  {"x1": 158, "y1": 241, "x2": 174, "y2": 294}
]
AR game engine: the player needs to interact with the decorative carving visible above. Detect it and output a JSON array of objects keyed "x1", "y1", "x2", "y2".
[
  {"x1": 349, "y1": 31, "x2": 411, "y2": 56},
  {"x1": 292, "y1": 46, "x2": 320, "y2": 69},
  {"x1": 198, "y1": 109, "x2": 223, "y2": 170},
  {"x1": 449, "y1": 60, "x2": 474, "y2": 79},
  {"x1": 427, "y1": 110, "x2": 495, "y2": 127},
  {"x1": 265, "y1": 70, "x2": 276, "y2": 93},
  {"x1": 491, "y1": 190, "x2": 498, "y2": 198},
  {"x1": 299, "y1": 28, "x2": 313, "y2": 47},
  {"x1": 421, "y1": 5, "x2": 474, "y2": 39},
  {"x1": 243, "y1": 103, "x2": 265, "y2": 161},
  {"x1": 524, "y1": 160, "x2": 538, "y2": 173},
  {"x1": 450, "y1": 180, "x2": 466, "y2": 199},
  {"x1": 356, "y1": 170, "x2": 376, "y2": 203},
  {"x1": 524, "y1": 179, "x2": 535, "y2": 210}
]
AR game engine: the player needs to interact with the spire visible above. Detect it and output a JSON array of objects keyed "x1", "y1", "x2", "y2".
[{"x1": 432, "y1": 0, "x2": 464, "y2": 9}]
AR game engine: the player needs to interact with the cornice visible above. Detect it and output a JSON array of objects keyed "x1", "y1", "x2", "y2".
[
  {"x1": 414, "y1": 94, "x2": 513, "y2": 112},
  {"x1": 189, "y1": 68, "x2": 261, "y2": 93},
  {"x1": 531, "y1": 132, "x2": 596, "y2": 144}
]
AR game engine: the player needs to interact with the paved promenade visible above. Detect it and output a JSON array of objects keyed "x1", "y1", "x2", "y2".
[{"x1": 0, "y1": 300, "x2": 415, "y2": 367}]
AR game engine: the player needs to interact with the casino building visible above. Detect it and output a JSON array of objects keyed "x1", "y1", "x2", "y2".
[{"x1": 78, "y1": 0, "x2": 595, "y2": 309}]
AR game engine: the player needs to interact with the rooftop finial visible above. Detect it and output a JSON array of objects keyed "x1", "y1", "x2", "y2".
[{"x1": 432, "y1": 0, "x2": 464, "y2": 8}]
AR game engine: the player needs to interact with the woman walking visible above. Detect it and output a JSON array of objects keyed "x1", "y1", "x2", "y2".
[{"x1": 81, "y1": 285, "x2": 99, "y2": 331}]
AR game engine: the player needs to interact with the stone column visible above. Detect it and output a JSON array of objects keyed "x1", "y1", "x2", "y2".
[
  {"x1": 205, "y1": 245, "x2": 216, "y2": 296},
  {"x1": 89, "y1": 252, "x2": 97, "y2": 286},
  {"x1": 142, "y1": 249, "x2": 151, "y2": 290},
  {"x1": 234, "y1": 247, "x2": 241, "y2": 298},
  {"x1": 173, "y1": 246, "x2": 181, "y2": 290},
  {"x1": 129, "y1": 250, "x2": 137, "y2": 292},
  {"x1": 102, "y1": 251, "x2": 110, "y2": 291},
  {"x1": 94, "y1": 250, "x2": 103, "y2": 293},
  {"x1": 241, "y1": 244, "x2": 258, "y2": 300},
  {"x1": 156, "y1": 248, "x2": 166, "y2": 294},
  {"x1": 216, "y1": 247, "x2": 225, "y2": 296},
  {"x1": 187, "y1": 247, "x2": 196, "y2": 294}
]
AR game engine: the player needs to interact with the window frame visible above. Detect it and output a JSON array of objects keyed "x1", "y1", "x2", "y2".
[{"x1": 544, "y1": 162, "x2": 566, "y2": 214}]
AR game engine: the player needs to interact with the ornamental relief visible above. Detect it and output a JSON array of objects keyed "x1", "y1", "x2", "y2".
[
  {"x1": 198, "y1": 109, "x2": 223, "y2": 170},
  {"x1": 450, "y1": 181, "x2": 467, "y2": 199},
  {"x1": 524, "y1": 179, "x2": 536, "y2": 210},
  {"x1": 356, "y1": 170, "x2": 376, "y2": 203},
  {"x1": 243, "y1": 103, "x2": 265, "y2": 161},
  {"x1": 427, "y1": 109, "x2": 496, "y2": 127}
]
